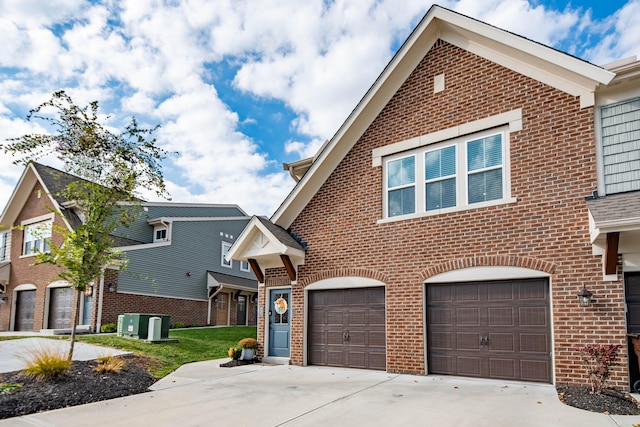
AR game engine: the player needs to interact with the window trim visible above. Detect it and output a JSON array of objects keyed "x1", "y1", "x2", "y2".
[
  {"x1": 21, "y1": 220, "x2": 53, "y2": 257},
  {"x1": 240, "y1": 260, "x2": 250, "y2": 272},
  {"x1": 221, "y1": 241, "x2": 232, "y2": 268},
  {"x1": 379, "y1": 126, "x2": 515, "y2": 223},
  {"x1": 153, "y1": 226, "x2": 168, "y2": 242}
]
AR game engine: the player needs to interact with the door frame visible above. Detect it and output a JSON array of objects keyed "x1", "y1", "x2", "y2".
[{"x1": 265, "y1": 287, "x2": 291, "y2": 358}]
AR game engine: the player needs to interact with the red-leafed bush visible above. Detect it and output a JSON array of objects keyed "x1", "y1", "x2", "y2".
[{"x1": 575, "y1": 344, "x2": 622, "y2": 393}]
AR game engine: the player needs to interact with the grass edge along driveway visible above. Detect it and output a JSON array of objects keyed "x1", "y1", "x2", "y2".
[{"x1": 1, "y1": 326, "x2": 257, "y2": 378}]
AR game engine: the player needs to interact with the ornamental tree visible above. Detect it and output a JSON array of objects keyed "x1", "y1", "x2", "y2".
[{"x1": 2, "y1": 91, "x2": 170, "y2": 360}]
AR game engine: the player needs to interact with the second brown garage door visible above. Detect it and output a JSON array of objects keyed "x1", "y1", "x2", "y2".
[
  {"x1": 308, "y1": 287, "x2": 386, "y2": 370},
  {"x1": 427, "y1": 278, "x2": 551, "y2": 383}
]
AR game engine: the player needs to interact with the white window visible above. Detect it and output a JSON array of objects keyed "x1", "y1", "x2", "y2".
[
  {"x1": 0, "y1": 232, "x2": 7, "y2": 262},
  {"x1": 154, "y1": 227, "x2": 167, "y2": 242},
  {"x1": 240, "y1": 260, "x2": 250, "y2": 272},
  {"x1": 23, "y1": 221, "x2": 52, "y2": 256},
  {"x1": 221, "y1": 242, "x2": 232, "y2": 268},
  {"x1": 384, "y1": 128, "x2": 507, "y2": 219},
  {"x1": 600, "y1": 97, "x2": 640, "y2": 194},
  {"x1": 386, "y1": 155, "x2": 416, "y2": 217}
]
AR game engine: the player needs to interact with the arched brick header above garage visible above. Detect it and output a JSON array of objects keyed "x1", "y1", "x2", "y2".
[
  {"x1": 419, "y1": 255, "x2": 558, "y2": 281},
  {"x1": 300, "y1": 268, "x2": 388, "y2": 288}
]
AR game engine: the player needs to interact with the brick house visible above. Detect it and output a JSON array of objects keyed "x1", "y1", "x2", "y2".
[
  {"x1": 0, "y1": 162, "x2": 257, "y2": 333},
  {"x1": 229, "y1": 6, "x2": 640, "y2": 389}
]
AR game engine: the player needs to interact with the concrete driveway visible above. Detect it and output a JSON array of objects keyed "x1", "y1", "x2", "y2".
[
  {"x1": 0, "y1": 337, "x2": 131, "y2": 373},
  {"x1": 4, "y1": 359, "x2": 640, "y2": 427}
]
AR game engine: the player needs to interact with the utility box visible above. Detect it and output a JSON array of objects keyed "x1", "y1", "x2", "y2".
[
  {"x1": 148, "y1": 317, "x2": 162, "y2": 341},
  {"x1": 116, "y1": 314, "x2": 125, "y2": 337},
  {"x1": 121, "y1": 314, "x2": 170, "y2": 339}
]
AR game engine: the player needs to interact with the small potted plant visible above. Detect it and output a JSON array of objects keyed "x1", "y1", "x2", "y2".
[{"x1": 237, "y1": 338, "x2": 258, "y2": 361}]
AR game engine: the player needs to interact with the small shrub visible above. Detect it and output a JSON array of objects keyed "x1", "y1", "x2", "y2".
[
  {"x1": 94, "y1": 355, "x2": 126, "y2": 373},
  {"x1": 171, "y1": 321, "x2": 185, "y2": 329},
  {"x1": 100, "y1": 323, "x2": 117, "y2": 333},
  {"x1": 0, "y1": 383, "x2": 23, "y2": 394},
  {"x1": 237, "y1": 338, "x2": 258, "y2": 350},
  {"x1": 21, "y1": 346, "x2": 71, "y2": 380},
  {"x1": 575, "y1": 344, "x2": 622, "y2": 393},
  {"x1": 228, "y1": 347, "x2": 241, "y2": 360}
]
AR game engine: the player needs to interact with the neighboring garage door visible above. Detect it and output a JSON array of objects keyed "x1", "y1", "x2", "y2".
[
  {"x1": 427, "y1": 278, "x2": 551, "y2": 383},
  {"x1": 48, "y1": 287, "x2": 73, "y2": 329},
  {"x1": 308, "y1": 287, "x2": 386, "y2": 370},
  {"x1": 15, "y1": 290, "x2": 36, "y2": 331}
]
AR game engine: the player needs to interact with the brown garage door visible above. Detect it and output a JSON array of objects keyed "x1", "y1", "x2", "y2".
[
  {"x1": 308, "y1": 287, "x2": 386, "y2": 370},
  {"x1": 427, "y1": 278, "x2": 551, "y2": 383},
  {"x1": 48, "y1": 287, "x2": 73, "y2": 329},
  {"x1": 15, "y1": 290, "x2": 36, "y2": 331}
]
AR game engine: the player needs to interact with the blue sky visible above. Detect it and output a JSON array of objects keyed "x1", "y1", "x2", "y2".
[{"x1": 0, "y1": 0, "x2": 638, "y2": 216}]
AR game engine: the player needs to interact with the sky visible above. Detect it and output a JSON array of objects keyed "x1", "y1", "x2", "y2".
[{"x1": 0, "y1": 0, "x2": 638, "y2": 217}]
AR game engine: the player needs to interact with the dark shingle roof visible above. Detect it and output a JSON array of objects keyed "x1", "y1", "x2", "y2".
[
  {"x1": 32, "y1": 163, "x2": 86, "y2": 229},
  {"x1": 208, "y1": 271, "x2": 257, "y2": 291},
  {"x1": 586, "y1": 191, "x2": 640, "y2": 224},
  {"x1": 256, "y1": 216, "x2": 305, "y2": 251}
]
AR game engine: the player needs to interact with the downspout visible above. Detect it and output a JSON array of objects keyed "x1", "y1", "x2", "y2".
[
  {"x1": 207, "y1": 284, "x2": 224, "y2": 325},
  {"x1": 96, "y1": 274, "x2": 105, "y2": 333}
]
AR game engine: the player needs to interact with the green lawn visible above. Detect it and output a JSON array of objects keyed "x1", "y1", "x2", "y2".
[
  {"x1": 1, "y1": 326, "x2": 256, "y2": 378},
  {"x1": 79, "y1": 326, "x2": 256, "y2": 377}
]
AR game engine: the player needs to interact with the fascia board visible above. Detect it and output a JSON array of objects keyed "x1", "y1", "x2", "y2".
[
  {"x1": 0, "y1": 166, "x2": 35, "y2": 229},
  {"x1": 271, "y1": 5, "x2": 614, "y2": 229},
  {"x1": 435, "y1": 8, "x2": 614, "y2": 86},
  {"x1": 272, "y1": 10, "x2": 441, "y2": 229},
  {"x1": 227, "y1": 217, "x2": 288, "y2": 262}
]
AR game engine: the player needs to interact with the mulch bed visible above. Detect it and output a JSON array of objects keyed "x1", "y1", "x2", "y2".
[
  {"x1": 0, "y1": 356, "x2": 157, "y2": 420},
  {"x1": 219, "y1": 358, "x2": 260, "y2": 368},
  {"x1": 557, "y1": 386, "x2": 640, "y2": 415}
]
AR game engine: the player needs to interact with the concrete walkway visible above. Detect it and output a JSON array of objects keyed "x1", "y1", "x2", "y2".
[
  {"x1": 3, "y1": 358, "x2": 640, "y2": 426},
  {"x1": 0, "y1": 337, "x2": 131, "y2": 373}
]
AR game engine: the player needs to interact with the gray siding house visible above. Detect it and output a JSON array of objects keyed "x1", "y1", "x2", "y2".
[
  {"x1": 0, "y1": 162, "x2": 257, "y2": 332},
  {"x1": 102, "y1": 203, "x2": 258, "y2": 330}
]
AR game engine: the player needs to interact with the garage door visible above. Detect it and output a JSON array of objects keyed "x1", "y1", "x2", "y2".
[
  {"x1": 15, "y1": 290, "x2": 36, "y2": 331},
  {"x1": 48, "y1": 287, "x2": 73, "y2": 329},
  {"x1": 308, "y1": 287, "x2": 386, "y2": 370},
  {"x1": 427, "y1": 278, "x2": 551, "y2": 383}
]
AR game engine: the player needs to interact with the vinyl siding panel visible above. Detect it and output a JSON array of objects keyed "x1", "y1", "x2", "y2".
[{"x1": 117, "y1": 218, "x2": 253, "y2": 300}]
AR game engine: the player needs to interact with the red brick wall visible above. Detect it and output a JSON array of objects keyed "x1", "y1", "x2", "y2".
[
  {"x1": 1, "y1": 181, "x2": 68, "y2": 331},
  {"x1": 99, "y1": 270, "x2": 256, "y2": 329},
  {"x1": 264, "y1": 41, "x2": 627, "y2": 387}
]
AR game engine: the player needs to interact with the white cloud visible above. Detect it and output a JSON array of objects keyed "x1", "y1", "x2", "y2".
[{"x1": 0, "y1": 0, "x2": 638, "y2": 218}]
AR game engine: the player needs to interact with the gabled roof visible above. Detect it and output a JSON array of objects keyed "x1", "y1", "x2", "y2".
[
  {"x1": 270, "y1": 5, "x2": 615, "y2": 229},
  {"x1": 226, "y1": 216, "x2": 305, "y2": 276},
  {"x1": 0, "y1": 162, "x2": 76, "y2": 231}
]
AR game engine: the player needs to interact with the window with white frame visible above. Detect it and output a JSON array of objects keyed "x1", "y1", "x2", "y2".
[
  {"x1": 240, "y1": 260, "x2": 250, "y2": 272},
  {"x1": 23, "y1": 221, "x2": 52, "y2": 256},
  {"x1": 384, "y1": 129, "x2": 507, "y2": 218},
  {"x1": 0, "y1": 232, "x2": 6, "y2": 261},
  {"x1": 600, "y1": 97, "x2": 640, "y2": 194},
  {"x1": 154, "y1": 226, "x2": 167, "y2": 242},
  {"x1": 221, "y1": 241, "x2": 232, "y2": 268}
]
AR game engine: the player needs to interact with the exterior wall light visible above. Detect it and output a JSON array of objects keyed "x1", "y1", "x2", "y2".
[
  {"x1": 107, "y1": 283, "x2": 115, "y2": 293},
  {"x1": 578, "y1": 284, "x2": 593, "y2": 307}
]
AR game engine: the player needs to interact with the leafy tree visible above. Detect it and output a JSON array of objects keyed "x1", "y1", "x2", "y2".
[{"x1": 2, "y1": 91, "x2": 170, "y2": 359}]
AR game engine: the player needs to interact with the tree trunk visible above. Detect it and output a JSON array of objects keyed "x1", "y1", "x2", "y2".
[{"x1": 68, "y1": 288, "x2": 82, "y2": 361}]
